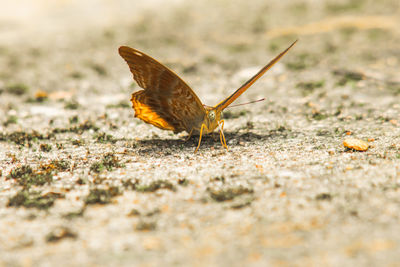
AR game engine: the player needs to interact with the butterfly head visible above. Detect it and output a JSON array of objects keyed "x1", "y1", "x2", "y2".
[{"x1": 203, "y1": 107, "x2": 222, "y2": 133}]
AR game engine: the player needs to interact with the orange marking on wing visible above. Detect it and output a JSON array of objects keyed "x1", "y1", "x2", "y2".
[{"x1": 131, "y1": 91, "x2": 176, "y2": 131}]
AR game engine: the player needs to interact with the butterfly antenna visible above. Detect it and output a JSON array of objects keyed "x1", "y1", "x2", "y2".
[{"x1": 224, "y1": 98, "x2": 266, "y2": 108}]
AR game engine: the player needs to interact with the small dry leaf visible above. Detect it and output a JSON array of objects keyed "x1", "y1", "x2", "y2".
[
  {"x1": 343, "y1": 138, "x2": 369, "y2": 151},
  {"x1": 34, "y1": 90, "x2": 48, "y2": 101}
]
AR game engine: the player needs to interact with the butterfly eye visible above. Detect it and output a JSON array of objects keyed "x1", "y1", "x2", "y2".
[{"x1": 208, "y1": 111, "x2": 216, "y2": 120}]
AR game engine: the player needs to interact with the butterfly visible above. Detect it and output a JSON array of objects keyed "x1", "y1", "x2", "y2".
[{"x1": 119, "y1": 40, "x2": 297, "y2": 153}]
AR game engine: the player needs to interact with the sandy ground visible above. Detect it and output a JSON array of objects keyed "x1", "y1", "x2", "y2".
[{"x1": 1, "y1": 0, "x2": 400, "y2": 266}]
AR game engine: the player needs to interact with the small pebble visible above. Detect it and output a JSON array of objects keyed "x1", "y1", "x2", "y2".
[{"x1": 343, "y1": 138, "x2": 369, "y2": 151}]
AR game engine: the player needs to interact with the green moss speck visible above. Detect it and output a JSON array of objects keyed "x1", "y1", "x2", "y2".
[
  {"x1": 135, "y1": 180, "x2": 176, "y2": 192},
  {"x1": 208, "y1": 186, "x2": 254, "y2": 202},
  {"x1": 85, "y1": 187, "x2": 120, "y2": 205},
  {"x1": 90, "y1": 153, "x2": 124, "y2": 173},
  {"x1": 5, "y1": 83, "x2": 29, "y2": 95},
  {"x1": 40, "y1": 144, "x2": 52, "y2": 152},
  {"x1": 94, "y1": 132, "x2": 116, "y2": 144},
  {"x1": 8, "y1": 190, "x2": 64, "y2": 209}
]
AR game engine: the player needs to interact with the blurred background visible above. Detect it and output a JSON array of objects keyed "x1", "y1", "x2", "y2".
[
  {"x1": 1, "y1": 0, "x2": 399, "y2": 103},
  {"x1": 1, "y1": 0, "x2": 399, "y2": 129}
]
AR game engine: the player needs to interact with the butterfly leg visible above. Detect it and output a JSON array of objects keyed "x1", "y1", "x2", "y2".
[
  {"x1": 184, "y1": 129, "x2": 194, "y2": 142},
  {"x1": 218, "y1": 120, "x2": 228, "y2": 151},
  {"x1": 194, "y1": 123, "x2": 207, "y2": 153}
]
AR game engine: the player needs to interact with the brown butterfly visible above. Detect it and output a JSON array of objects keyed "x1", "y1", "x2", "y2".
[{"x1": 119, "y1": 40, "x2": 297, "y2": 153}]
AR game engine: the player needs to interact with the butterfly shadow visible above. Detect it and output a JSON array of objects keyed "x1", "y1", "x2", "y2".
[{"x1": 133, "y1": 128, "x2": 296, "y2": 154}]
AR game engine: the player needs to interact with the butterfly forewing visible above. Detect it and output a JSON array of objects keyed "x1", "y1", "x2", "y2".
[
  {"x1": 119, "y1": 46, "x2": 206, "y2": 133},
  {"x1": 215, "y1": 40, "x2": 298, "y2": 111}
]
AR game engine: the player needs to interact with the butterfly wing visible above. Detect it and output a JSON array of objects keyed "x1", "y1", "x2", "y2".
[
  {"x1": 119, "y1": 46, "x2": 206, "y2": 133},
  {"x1": 215, "y1": 40, "x2": 297, "y2": 111},
  {"x1": 130, "y1": 90, "x2": 176, "y2": 131}
]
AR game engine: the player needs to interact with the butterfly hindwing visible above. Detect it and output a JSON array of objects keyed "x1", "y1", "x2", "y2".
[
  {"x1": 131, "y1": 90, "x2": 177, "y2": 131},
  {"x1": 119, "y1": 46, "x2": 206, "y2": 133}
]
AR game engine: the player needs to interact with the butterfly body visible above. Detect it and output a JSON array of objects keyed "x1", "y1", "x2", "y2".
[
  {"x1": 119, "y1": 40, "x2": 297, "y2": 152},
  {"x1": 195, "y1": 108, "x2": 221, "y2": 134}
]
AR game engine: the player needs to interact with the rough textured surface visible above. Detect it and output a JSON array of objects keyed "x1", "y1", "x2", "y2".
[{"x1": 1, "y1": 0, "x2": 399, "y2": 266}]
